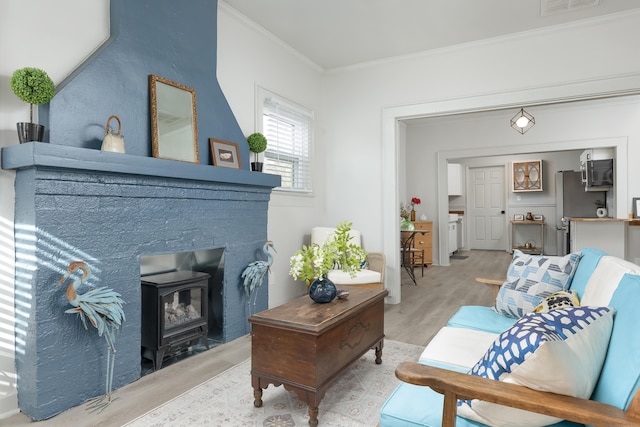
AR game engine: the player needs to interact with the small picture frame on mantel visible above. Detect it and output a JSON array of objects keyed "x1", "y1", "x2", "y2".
[
  {"x1": 210, "y1": 138, "x2": 242, "y2": 169},
  {"x1": 514, "y1": 214, "x2": 524, "y2": 221},
  {"x1": 533, "y1": 214, "x2": 544, "y2": 221},
  {"x1": 633, "y1": 197, "x2": 640, "y2": 218}
]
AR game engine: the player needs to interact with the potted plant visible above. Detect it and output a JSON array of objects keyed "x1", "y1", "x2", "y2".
[
  {"x1": 246, "y1": 132, "x2": 267, "y2": 172},
  {"x1": 289, "y1": 220, "x2": 367, "y2": 285},
  {"x1": 289, "y1": 221, "x2": 367, "y2": 302},
  {"x1": 10, "y1": 67, "x2": 56, "y2": 143}
]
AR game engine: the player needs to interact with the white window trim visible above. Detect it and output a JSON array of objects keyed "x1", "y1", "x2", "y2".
[{"x1": 256, "y1": 86, "x2": 314, "y2": 194}]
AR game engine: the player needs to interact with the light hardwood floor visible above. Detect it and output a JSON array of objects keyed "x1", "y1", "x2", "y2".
[{"x1": 6, "y1": 249, "x2": 512, "y2": 426}]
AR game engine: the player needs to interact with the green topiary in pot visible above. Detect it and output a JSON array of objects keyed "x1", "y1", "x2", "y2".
[
  {"x1": 247, "y1": 132, "x2": 268, "y2": 171},
  {"x1": 10, "y1": 67, "x2": 56, "y2": 143}
]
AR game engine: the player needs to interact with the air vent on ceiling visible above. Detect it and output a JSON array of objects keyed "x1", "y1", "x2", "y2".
[{"x1": 540, "y1": 0, "x2": 600, "y2": 16}]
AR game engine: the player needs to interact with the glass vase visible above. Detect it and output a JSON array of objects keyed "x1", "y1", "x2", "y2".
[
  {"x1": 400, "y1": 217, "x2": 415, "y2": 231},
  {"x1": 308, "y1": 275, "x2": 337, "y2": 303}
]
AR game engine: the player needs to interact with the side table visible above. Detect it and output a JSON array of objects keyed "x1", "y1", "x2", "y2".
[{"x1": 249, "y1": 288, "x2": 388, "y2": 426}]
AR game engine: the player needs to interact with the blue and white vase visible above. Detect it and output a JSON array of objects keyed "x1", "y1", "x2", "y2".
[{"x1": 308, "y1": 275, "x2": 337, "y2": 303}]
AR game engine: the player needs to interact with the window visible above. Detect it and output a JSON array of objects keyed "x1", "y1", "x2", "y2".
[{"x1": 258, "y1": 88, "x2": 313, "y2": 193}]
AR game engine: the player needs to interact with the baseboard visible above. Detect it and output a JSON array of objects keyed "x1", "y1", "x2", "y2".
[{"x1": 0, "y1": 392, "x2": 19, "y2": 420}]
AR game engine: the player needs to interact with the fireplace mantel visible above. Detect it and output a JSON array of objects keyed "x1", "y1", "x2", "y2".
[{"x1": 1, "y1": 142, "x2": 280, "y2": 189}]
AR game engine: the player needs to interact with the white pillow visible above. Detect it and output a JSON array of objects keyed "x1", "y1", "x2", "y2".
[
  {"x1": 327, "y1": 268, "x2": 380, "y2": 285},
  {"x1": 457, "y1": 306, "x2": 614, "y2": 427}
]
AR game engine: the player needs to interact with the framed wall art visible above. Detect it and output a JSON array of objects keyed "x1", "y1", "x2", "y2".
[
  {"x1": 209, "y1": 138, "x2": 241, "y2": 169},
  {"x1": 512, "y1": 160, "x2": 543, "y2": 192}
]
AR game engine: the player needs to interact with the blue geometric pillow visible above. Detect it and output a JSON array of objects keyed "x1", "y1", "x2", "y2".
[
  {"x1": 458, "y1": 306, "x2": 614, "y2": 427},
  {"x1": 493, "y1": 250, "x2": 582, "y2": 318}
]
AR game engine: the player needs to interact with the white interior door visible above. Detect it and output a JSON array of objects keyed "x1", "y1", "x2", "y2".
[{"x1": 467, "y1": 166, "x2": 507, "y2": 250}]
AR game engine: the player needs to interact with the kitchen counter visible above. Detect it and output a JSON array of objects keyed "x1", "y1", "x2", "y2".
[
  {"x1": 570, "y1": 219, "x2": 628, "y2": 259},
  {"x1": 570, "y1": 218, "x2": 640, "y2": 226},
  {"x1": 569, "y1": 217, "x2": 628, "y2": 222}
]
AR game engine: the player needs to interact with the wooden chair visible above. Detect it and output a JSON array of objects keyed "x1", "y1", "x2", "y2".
[{"x1": 401, "y1": 247, "x2": 424, "y2": 277}]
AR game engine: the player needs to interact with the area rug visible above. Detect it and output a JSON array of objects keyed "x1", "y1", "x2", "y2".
[{"x1": 125, "y1": 339, "x2": 423, "y2": 426}]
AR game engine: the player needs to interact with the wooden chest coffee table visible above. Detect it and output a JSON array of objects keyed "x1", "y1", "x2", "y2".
[{"x1": 249, "y1": 287, "x2": 388, "y2": 426}]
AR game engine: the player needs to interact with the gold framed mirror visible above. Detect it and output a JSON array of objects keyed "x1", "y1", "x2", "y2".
[{"x1": 149, "y1": 75, "x2": 199, "y2": 163}]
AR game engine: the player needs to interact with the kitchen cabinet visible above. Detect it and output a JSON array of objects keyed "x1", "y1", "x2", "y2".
[
  {"x1": 412, "y1": 221, "x2": 433, "y2": 266},
  {"x1": 448, "y1": 163, "x2": 463, "y2": 196},
  {"x1": 448, "y1": 221, "x2": 458, "y2": 254},
  {"x1": 511, "y1": 220, "x2": 544, "y2": 254}
]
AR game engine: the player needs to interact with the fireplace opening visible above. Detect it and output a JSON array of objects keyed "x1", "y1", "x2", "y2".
[{"x1": 140, "y1": 248, "x2": 225, "y2": 374}]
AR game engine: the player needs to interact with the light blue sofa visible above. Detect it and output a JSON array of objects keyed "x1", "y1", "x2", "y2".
[{"x1": 380, "y1": 248, "x2": 640, "y2": 427}]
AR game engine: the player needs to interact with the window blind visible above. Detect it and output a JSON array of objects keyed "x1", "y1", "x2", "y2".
[{"x1": 262, "y1": 96, "x2": 313, "y2": 193}]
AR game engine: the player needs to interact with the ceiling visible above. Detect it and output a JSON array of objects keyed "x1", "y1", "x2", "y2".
[{"x1": 221, "y1": 0, "x2": 640, "y2": 71}]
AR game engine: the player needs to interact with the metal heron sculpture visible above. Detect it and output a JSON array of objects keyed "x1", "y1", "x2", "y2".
[
  {"x1": 241, "y1": 241, "x2": 275, "y2": 309},
  {"x1": 58, "y1": 261, "x2": 126, "y2": 413}
]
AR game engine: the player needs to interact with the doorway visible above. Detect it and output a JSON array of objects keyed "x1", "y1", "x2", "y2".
[
  {"x1": 383, "y1": 83, "x2": 635, "y2": 305},
  {"x1": 466, "y1": 165, "x2": 507, "y2": 251}
]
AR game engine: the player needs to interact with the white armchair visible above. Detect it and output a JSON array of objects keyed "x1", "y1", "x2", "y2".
[{"x1": 311, "y1": 227, "x2": 385, "y2": 290}]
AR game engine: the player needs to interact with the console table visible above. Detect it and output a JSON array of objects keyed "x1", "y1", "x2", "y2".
[
  {"x1": 510, "y1": 219, "x2": 545, "y2": 254},
  {"x1": 249, "y1": 288, "x2": 388, "y2": 426}
]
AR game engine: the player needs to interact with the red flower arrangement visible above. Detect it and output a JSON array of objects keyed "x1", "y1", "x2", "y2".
[{"x1": 410, "y1": 197, "x2": 421, "y2": 208}]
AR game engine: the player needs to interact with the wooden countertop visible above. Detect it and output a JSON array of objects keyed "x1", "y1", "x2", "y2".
[{"x1": 570, "y1": 218, "x2": 640, "y2": 226}]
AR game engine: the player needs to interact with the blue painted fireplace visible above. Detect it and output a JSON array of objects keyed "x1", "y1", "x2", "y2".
[
  {"x1": 1, "y1": 0, "x2": 280, "y2": 420},
  {"x1": 2, "y1": 143, "x2": 278, "y2": 420}
]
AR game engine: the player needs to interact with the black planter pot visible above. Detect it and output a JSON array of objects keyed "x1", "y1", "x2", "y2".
[
  {"x1": 251, "y1": 162, "x2": 264, "y2": 172},
  {"x1": 17, "y1": 122, "x2": 45, "y2": 143}
]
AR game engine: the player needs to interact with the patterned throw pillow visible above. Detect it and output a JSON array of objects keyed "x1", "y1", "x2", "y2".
[
  {"x1": 532, "y1": 290, "x2": 580, "y2": 313},
  {"x1": 493, "y1": 250, "x2": 582, "y2": 318},
  {"x1": 457, "y1": 306, "x2": 614, "y2": 427}
]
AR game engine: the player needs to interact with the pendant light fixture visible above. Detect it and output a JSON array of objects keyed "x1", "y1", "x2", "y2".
[{"x1": 510, "y1": 108, "x2": 535, "y2": 134}]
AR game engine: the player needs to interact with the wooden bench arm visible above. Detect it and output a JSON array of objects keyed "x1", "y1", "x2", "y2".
[
  {"x1": 395, "y1": 362, "x2": 640, "y2": 427},
  {"x1": 475, "y1": 277, "x2": 503, "y2": 300}
]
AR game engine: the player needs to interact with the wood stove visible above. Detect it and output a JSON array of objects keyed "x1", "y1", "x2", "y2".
[{"x1": 141, "y1": 270, "x2": 210, "y2": 370}]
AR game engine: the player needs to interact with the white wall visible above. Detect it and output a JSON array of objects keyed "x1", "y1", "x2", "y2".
[
  {"x1": 0, "y1": 0, "x2": 110, "y2": 418},
  {"x1": 321, "y1": 11, "x2": 640, "y2": 303},
  {"x1": 217, "y1": 4, "x2": 327, "y2": 306},
  {"x1": 405, "y1": 96, "x2": 640, "y2": 261}
]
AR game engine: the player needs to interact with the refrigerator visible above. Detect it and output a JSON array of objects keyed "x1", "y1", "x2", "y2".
[{"x1": 555, "y1": 171, "x2": 606, "y2": 255}]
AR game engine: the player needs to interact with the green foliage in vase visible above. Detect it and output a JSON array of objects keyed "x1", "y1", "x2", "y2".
[
  {"x1": 289, "y1": 220, "x2": 368, "y2": 285},
  {"x1": 328, "y1": 221, "x2": 368, "y2": 278},
  {"x1": 10, "y1": 67, "x2": 56, "y2": 124},
  {"x1": 289, "y1": 243, "x2": 334, "y2": 285}
]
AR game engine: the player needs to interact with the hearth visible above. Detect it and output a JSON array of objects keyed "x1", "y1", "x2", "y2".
[{"x1": 141, "y1": 270, "x2": 210, "y2": 370}]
